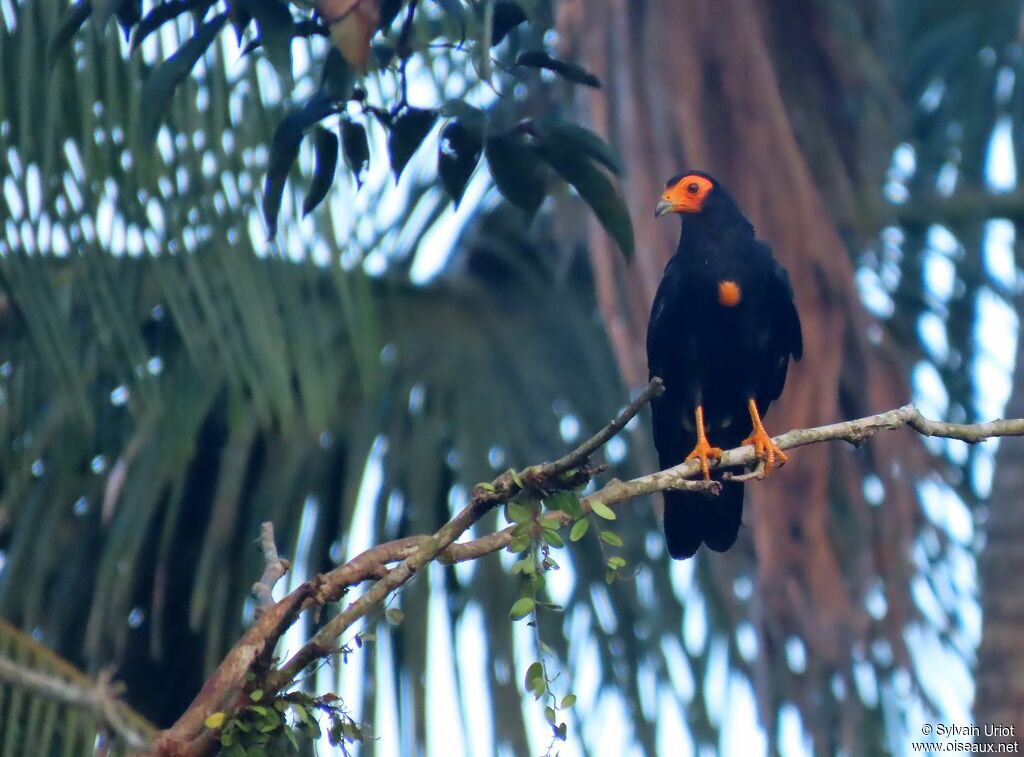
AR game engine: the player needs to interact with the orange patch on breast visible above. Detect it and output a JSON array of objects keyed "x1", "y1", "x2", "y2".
[{"x1": 718, "y1": 280, "x2": 742, "y2": 307}]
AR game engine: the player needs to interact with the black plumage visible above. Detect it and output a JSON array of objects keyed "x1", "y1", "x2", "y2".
[{"x1": 647, "y1": 171, "x2": 802, "y2": 559}]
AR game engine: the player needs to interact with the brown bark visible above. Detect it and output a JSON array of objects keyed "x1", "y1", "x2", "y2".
[
  {"x1": 558, "y1": 0, "x2": 924, "y2": 746},
  {"x1": 975, "y1": 291, "x2": 1024, "y2": 743}
]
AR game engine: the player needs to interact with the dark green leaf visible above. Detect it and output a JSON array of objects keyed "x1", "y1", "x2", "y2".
[
  {"x1": 544, "y1": 706, "x2": 557, "y2": 725},
  {"x1": 130, "y1": 0, "x2": 208, "y2": 55},
  {"x1": 491, "y1": 1, "x2": 527, "y2": 45},
  {"x1": 485, "y1": 132, "x2": 546, "y2": 217},
  {"x1": 540, "y1": 122, "x2": 623, "y2": 175},
  {"x1": 388, "y1": 108, "x2": 438, "y2": 180},
  {"x1": 320, "y1": 48, "x2": 354, "y2": 101},
  {"x1": 49, "y1": 3, "x2": 93, "y2": 63},
  {"x1": 263, "y1": 95, "x2": 337, "y2": 236},
  {"x1": 438, "y1": 117, "x2": 484, "y2": 205},
  {"x1": 509, "y1": 597, "x2": 535, "y2": 620},
  {"x1": 115, "y1": 0, "x2": 141, "y2": 39},
  {"x1": 372, "y1": 43, "x2": 396, "y2": 69},
  {"x1": 303, "y1": 128, "x2": 339, "y2": 217},
  {"x1": 140, "y1": 11, "x2": 230, "y2": 141},
  {"x1": 340, "y1": 119, "x2": 370, "y2": 187},
  {"x1": 535, "y1": 134, "x2": 634, "y2": 257},
  {"x1": 379, "y1": 0, "x2": 405, "y2": 32},
  {"x1": 238, "y1": 0, "x2": 294, "y2": 81},
  {"x1": 516, "y1": 51, "x2": 601, "y2": 88}
]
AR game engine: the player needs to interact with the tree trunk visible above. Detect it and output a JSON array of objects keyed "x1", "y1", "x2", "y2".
[
  {"x1": 975, "y1": 292, "x2": 1024, "y2": 743},
  {"x1": 559, "y1": 0, "x2": 925, "y2": 748}
]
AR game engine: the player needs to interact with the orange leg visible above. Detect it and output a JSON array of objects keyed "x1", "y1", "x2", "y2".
[
  {"x1": 742, "y1": 398, "x2": 788, "y2": 474},
  {"x1": 685, "y1": 405, "x2": 723, "y2": 480}
]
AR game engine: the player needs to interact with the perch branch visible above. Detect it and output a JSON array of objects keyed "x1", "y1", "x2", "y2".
[{"x1": 149, "y1": 399, "x2": 1024, "y2": 756}]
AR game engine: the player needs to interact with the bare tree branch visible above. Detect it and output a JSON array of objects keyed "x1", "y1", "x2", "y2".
[
  {"x1": 0, "y1": 656, "x2": 154, "y2": 750},
  {"x1": 147, "y1": 398, "x2": 1024, "y2": 756},
  {"x1": 251, "y1": 522, "x2": 291, "y2": 614}
]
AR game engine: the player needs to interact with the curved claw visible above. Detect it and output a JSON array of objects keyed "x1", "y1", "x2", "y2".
[
  {"x1": 742, "y1": 427, "x2": 787, "y2": 474},
  {"x1": 685, "y1": 437, "x2": 723, "y2": 480},
  {"x1": 742, "y1": 398, "x2": 787, "y2": 475}
]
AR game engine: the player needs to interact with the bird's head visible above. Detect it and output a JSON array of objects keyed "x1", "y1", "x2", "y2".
[{"x1": 655, "y1": 171, "x2": 721, "y2": 218}]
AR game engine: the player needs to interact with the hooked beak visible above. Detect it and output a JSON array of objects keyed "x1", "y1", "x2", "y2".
[{"x1": 654, "y1": 198, "x2": 674, "y2": 218}]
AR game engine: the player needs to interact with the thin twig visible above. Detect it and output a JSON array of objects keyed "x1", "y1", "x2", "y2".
[
  {"x1": 0, "y1": 657, "x2": 154, "y2": 750},
  {"x1": 251, "y1": 522, "x2": 291, "y2": 615}
]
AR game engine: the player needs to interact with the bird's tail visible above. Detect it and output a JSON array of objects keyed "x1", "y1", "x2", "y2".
[{"x1": 663, "y1": 481, "x2": 744, "y2": 560}]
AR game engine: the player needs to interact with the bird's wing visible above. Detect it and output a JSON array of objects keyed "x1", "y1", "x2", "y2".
[
  {"x1": 771, "y1": 261, "x2": 803, "y2": 361},
  {"x1": 646, "y1": 257, "x2": 680, "y2": 380}
]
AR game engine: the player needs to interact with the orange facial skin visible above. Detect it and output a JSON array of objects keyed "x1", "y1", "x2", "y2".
[{"x1": 655, "y1": 174, "x2": 715, "y2": 216}]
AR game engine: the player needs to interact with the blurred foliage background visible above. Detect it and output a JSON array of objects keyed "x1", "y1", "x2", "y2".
[{"x1": 0, "y1": 0, "x2": 1022, "y2": 755}]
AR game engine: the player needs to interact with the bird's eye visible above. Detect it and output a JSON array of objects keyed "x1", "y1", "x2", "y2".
[{"x1": 687, "y1": 182, "x2": 700, "y2": 194}]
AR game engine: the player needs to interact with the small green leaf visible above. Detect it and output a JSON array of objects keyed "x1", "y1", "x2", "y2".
[
  {"x1": 607, "y1": 556, "x2": 627, "y2": 569},
  {"x1": 303, "y1": 127, "x2": 339, "y2": 217},
  {"x1": 509, "y1": 597, "x2": 536, "y2": 620},
  {"x1": 600, "y1": 530, "x2": 624, "y2": 547},
  {"x1": 341, "y1": 119, "x2": 370, "y2": 187},
  {"x1": 509, "y1": 468, "x2": 525, "y2": 488},
  {"x1": 525, "y1": 661, "x2": 544, "y2": 689},
  {"x1": 506, "y1": 502, "x2": 533, "y2": 523},
  {"x1": 515, "y1": 51, "x2": 601, "y2": 87},
  {"x1": 590, "y1": 499, "x2": 616, "y2": 520},
  {"x1": 140, "y1": 11, "x2": 230, "y2": 141},
  {"x1": 476, "y1": 481, "x2": 496, "y2": 493},
  {"x1": 485, "y1": 132, "x2": 547, "y2": 217},
  {"x1": 508, "y1": 533, "x2": 532, "y2": 553},
  {"x1": 569, "y1": 519, "x2": 589, "y2": 542},
  {"x1": 388, "y1": 108, "x2": 438, "y2": 180},
  {"x1": 560, "y1": 693, "x2": 577, "y2": 709},
  {"x1": 205, "y1": 712, "x2": 227, "y2": 729},
  {"x1": 542, "y1": 527, "x2": 564, "y2": 548},
  {"x1": 250, "y1": 689, "x2": 264, "y2": 702},
  {"x1": 544, "y1": 706, "x2": 557, "y2": 725},
  {"x1": 386, "y1": 607, "x2": 405, "y2": 626},
  {"x1": 545, "y1": 490, "x2": 581, "y2": 517}
]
